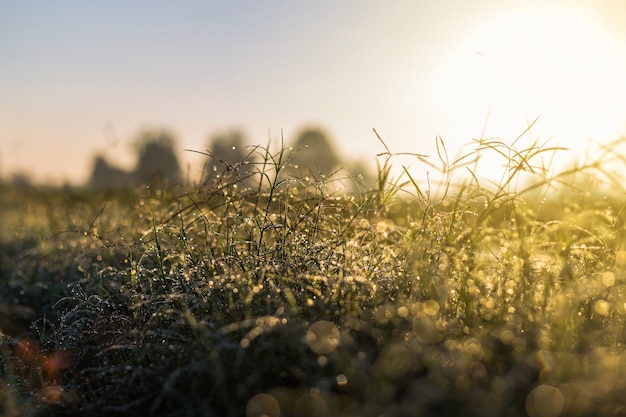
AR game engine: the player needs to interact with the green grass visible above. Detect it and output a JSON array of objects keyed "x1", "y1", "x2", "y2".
[{"x1": 2, "y1": 133, "x2": 626, "y2": 416}]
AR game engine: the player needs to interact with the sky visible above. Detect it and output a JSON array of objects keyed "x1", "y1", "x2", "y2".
[{"x1": 2, "y1": 0, "x2": 626, "y2": 185}]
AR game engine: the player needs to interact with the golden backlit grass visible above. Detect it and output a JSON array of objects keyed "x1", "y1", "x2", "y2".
[{"x1": 2, "y1": 133, "x2": 626, "y2": 416}]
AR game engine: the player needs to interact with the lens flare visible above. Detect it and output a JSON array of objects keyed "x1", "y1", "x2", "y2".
[{"x1": 336, "y1": 374, "x2": 348, "y2": 387}]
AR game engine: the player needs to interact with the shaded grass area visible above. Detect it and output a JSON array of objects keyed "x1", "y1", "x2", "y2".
[{"x1": 3, "y1": 136, "x2": 626, "y2": 416}]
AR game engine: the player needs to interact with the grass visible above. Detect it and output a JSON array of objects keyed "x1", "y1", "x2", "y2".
[{"x1": 2, "y1": 131, "x2": 626, "y2": 416}]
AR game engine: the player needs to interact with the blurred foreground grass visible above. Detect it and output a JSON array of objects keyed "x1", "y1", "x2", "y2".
[{"x1": 3, "y1": 135, "x2": 626, "y2": 416}]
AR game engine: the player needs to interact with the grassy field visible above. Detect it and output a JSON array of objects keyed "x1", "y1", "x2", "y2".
[{"x1": 3, "y1": 135, "x2": 626, "y2": 417}]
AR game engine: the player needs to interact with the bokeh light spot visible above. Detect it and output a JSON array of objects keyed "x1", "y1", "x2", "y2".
[
  {"x1": 602, "y1": 271, "x2": 616, "y2": 287},
  {"x1": 413, "y1": 315, "x2": 447, "y2": 344},
  {"x1": 616, "y1": 251, "x2": 626, "y2": 266},
  {"x1": 293, "y1": 393, "x2": 327, "y2": 417},
  {"x1": 526, "y1": 385, "x2": 565, "y2": 417},
  {"x1": 306, "y1": 320, "x2": 340, "y2": 355},
  {"x1": 594, "y1": 300, "x2": 611, "y2": 316},
  {"x1": 378, "y1": 344, "x2": 412, "y2": 379},
  {"x1": 246, "y1": 393, "x2": 280, "y2": 417},
  {"x1": 499, "y1": 330, "x2": 516, "y2": 345},
  {"x1": 423, "y1": 300, "x2": 440, "y2": 316}
]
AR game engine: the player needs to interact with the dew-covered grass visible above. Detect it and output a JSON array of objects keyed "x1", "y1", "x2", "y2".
[{"x1": 3, "y1": 134, "x2": 626, "y2": 416}]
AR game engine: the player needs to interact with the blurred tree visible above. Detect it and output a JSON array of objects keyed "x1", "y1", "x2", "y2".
[
  {"x1": 9, "y1": 172, "x2": 33, "y2": 188},
  {"x1": 287, "y1": 127, "x2": 342, "y2": 178},
  {"x1": 87, "y1": 155, "x2": 131, "y2": 188},
  {"x1": 346, "y1": 158, "x2": 377, "y2": 190},
  {"x1": 204, "y1": 130, "x2": 256, "y2": 187},
  {"x1": 132, "y1": 130, "x2": 182, "y2": 186}
]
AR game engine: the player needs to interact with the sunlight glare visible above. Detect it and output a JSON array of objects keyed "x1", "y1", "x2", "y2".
[{"x1": 427, "y1": 6, "x2": 626, "y2": 176}]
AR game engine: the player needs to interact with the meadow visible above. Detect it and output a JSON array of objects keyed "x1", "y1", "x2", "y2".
[{"x1": 2, "y1": 133, "x2": 626, "y2": 417}]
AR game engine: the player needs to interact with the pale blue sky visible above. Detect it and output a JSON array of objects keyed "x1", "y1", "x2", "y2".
[{"x1": 2, "y1": 1, "x2": 626, "y2": 184}]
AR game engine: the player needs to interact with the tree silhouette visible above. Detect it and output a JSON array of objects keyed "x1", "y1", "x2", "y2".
[
  {"x1": 346, "y1": 158, "x2": 377, "y2": 189},
  {"x1": 132, "y1": 130, "x2": 182, "y2": 186},
  {"x1": 287, "y1": 127, "x2": 342, "y2": 178},
  {"x1": 204, "y1": 130, "x2": 256, "y2": 187},
  {"x1": 87, "y1": 155, "x2": 131, "y2": 188},
  {"x1": 86, "y1": 129, "x2": 183, "y2": 188}
]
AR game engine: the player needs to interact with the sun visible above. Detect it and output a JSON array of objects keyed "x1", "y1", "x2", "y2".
[{"x1": 427, "y1": 6, "x2": 626, "y2": 167}]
